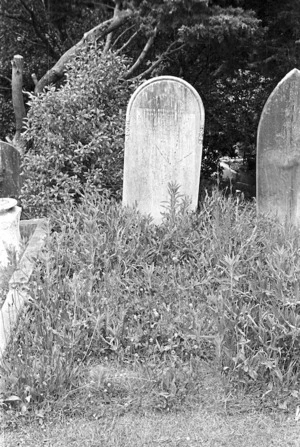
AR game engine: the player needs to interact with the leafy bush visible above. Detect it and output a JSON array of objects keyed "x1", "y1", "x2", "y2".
[{"x1": 20, "y1": 43, "x2": 139, "y2": 218}]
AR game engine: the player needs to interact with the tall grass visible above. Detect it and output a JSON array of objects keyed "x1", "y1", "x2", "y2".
[{"x1": 1, "y1": 185, "x2": 300, "y2": 416}]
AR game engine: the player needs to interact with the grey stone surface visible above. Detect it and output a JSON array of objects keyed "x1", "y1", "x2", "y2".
[
  {"x1": 257, "y1": 68, "x2": 300, "y2": 225},
  {"x1": 123, "y1": 76, "x2": 204, "y2": 224},
  {"x1": 0, "y1": 205, "x2": 21, "y2": 268},
  {"x1": 0, "y1": 218, "x2": 48, "y2": 363}
]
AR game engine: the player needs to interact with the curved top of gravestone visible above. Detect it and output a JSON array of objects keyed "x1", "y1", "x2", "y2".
[
  {"x1": 257, "y1": 68, "x2": 300, "y2": 224},
  {"x1": 257, "y1": 68, "x2": 300, "y2": 152},
  {"x1": 258, "y1": 68, "x2": 300, "y2": 119},
  {"x1": 126, "y1": 75, "x2": 204, "y2": 119}
]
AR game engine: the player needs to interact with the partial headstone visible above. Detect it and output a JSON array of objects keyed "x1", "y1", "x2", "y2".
[
  {"x1": 0, "y1": 141, "x2": 21, "y2": 198},
  {"x1": 123, "y1": 76, "x2": 204, "y2": 224},
  {"x1": 257, "y1": 69, "x2": 300, "y2": 225}
]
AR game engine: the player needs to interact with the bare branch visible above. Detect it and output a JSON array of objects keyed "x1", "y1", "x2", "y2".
[
  {"x1": 11, "y1": 55, "x2": 26, "y2": 154},
  {"x1": 116, "y1": 30, "x2": 138, "y2": 54},
  {"x1": 82, "y1": 10, "x2": 131, "y2": 42},
  {"x1": 18, "y1": 0, "x2": 59, "y2": 59},
  {"x1": 0, "y1": 11, "x2": 32, "y2": 27},
  {"x1": 103, "y1": 1, "x2": 122, "y2": 54},
  {"x1": 31, "y1": 73, "x2": 38, "y2": 86},
  {"x1": 123, "y1": 27, "x2": 158, "y2": 79},
  {"x1": 211, "y1": 62, "x2": 227, "y2": 78},
  {"x1": 129, "y1": 42, "x2": 186, "y2": 81},
  {"x1": 111, "y1": 24, "x2": 136, "y2": 49},
  {"x1": 34, "y1": 9, "x2": 133, "y2": 94},
  {"x1": 0, "y1": 74, "x2": 11, "y2": 84}
]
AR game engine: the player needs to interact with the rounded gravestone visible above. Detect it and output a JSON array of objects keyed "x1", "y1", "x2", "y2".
[
  {"x1": 123, "y1": 76, "x2": 205, "y2": 224},
  {"x1": 257, "y1": 68, "x2": 300, "y2": 225}
]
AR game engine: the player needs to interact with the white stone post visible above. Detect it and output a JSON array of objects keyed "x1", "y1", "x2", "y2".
[{"x1": 0, "y1": 199, "x2": 21, "y2": 269}]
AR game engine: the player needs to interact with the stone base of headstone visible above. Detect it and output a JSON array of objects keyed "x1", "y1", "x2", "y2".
[{"x1": 0, "y1": 206, "x2": 21, "y2": 268}]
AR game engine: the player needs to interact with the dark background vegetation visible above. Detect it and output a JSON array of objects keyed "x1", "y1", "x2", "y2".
[{"x1": 0, "y1": 0, "x2": 300, "y2": 202}]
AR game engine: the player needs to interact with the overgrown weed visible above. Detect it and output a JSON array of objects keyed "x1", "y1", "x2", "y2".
[{"x1": 1, "y1": 185, "x2": 300, "y2": 420}]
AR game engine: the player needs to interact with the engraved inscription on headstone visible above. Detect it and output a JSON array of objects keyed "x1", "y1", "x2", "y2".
[
  {"x1": 257, "y1": 68, "x2": 300, "y2": 225},
  {"x1": 123, "y1": 76, "x2": 204, "y2": 224}
]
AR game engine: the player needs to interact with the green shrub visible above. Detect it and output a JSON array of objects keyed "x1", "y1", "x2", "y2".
[{"x1": 20, "y1": 43, "x2": 139, "y2": 218}]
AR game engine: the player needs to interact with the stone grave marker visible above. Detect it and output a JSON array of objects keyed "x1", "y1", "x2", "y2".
[
  {"x1": 0, "y1": 141, "x2": 21, "y2": 198},
  {"x1": 123, "y1": 76, "x2": 204, "y2": 224},
  {"x1": 257, "y1": 68, "x2": 300, "y2": 225}
]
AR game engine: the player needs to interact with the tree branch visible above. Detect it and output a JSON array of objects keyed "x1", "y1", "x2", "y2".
[
  {"x1": 11, "y1": 55, "x2": 26, "y2": 154},
  {"x1": 103, "y1": 0, "x2": 122, "y2": 54},
  {"x1": 0, "y1": 74, "x2": 11, "y2": 84},
  {"x1": 211, "y1": 62, "x2": 227, "y2": 78},
  {"x1": 129, "y1": 42, "x2": 186, "y2": 81},
  {"x1": 82, "y1": 10, "x2": 131, "y2": 43},
  {"x1": 115, "y1": 30, "x2": 138, "y2": 54},
  {"x1": 123, "y1": 27, "x2": 158, "y2": 79},
  {"x1": 34, "y1": 9, "x2": 133, "y2": 94},
  {"x1": 0, "y1": 11, "x2": 32, "y2": 27},
  {"x1": 18, "y1": 0, "x2": 59, "y2": 59},
  {"x1": 111, "y1": 24, "x2": 136, "y2": 49}
]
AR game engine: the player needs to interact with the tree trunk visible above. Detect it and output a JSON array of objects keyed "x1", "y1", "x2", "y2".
[
  {"x1": 33, "y1": 9, "x2": 133, "y2": 94},
  {"x1": 11, "y1": 55, "x2": 26, "y2": 155}
]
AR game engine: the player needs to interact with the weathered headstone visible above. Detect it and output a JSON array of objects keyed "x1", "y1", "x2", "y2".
[
  {"x1": 0, "y1": 141, "x2": 21, "y2": 198},
  {"x1": 123, "y1": 76, "x2": 204, "y2": 224},
  {"x1": 257, "y1": 68, "x2": 300, "y2": 225}
]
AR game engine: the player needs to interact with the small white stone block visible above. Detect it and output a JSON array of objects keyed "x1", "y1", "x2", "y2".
[
  {"x1": 0, "y1": 205, "x2": 21, "y2": 268},
  {"x1": 220, "y1": 161, "x2": 237, "y2": 180}
]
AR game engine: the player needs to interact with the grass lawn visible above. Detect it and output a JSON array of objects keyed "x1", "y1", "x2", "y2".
[
  {"x1": 2, "y1": 410, "x2": 300, "y2": 447},
  {"x1": 2, "y1": 362, "x2": 300, "y2": 446}
]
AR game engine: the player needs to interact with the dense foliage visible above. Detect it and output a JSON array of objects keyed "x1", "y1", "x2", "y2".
[
  {"x1": 2, "y1": 0, "x2": 299, "y2": 166},
  {"x1": 20, "y1": 44, "x2": 138, "y2": 217},
  {"x1": 0, "y1": 0, "x2": 108, "y2": 140},
  {"x1": 2, "y1": 187, "x2": 300, "y2": 415}
]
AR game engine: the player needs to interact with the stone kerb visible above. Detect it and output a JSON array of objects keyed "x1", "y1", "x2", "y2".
[
  {"x1": 123, "y1": 76, "x2": 205, "y2": 224},
  {"x1": 257, "y1": 68, "x2": 300, "y2": 226}
]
